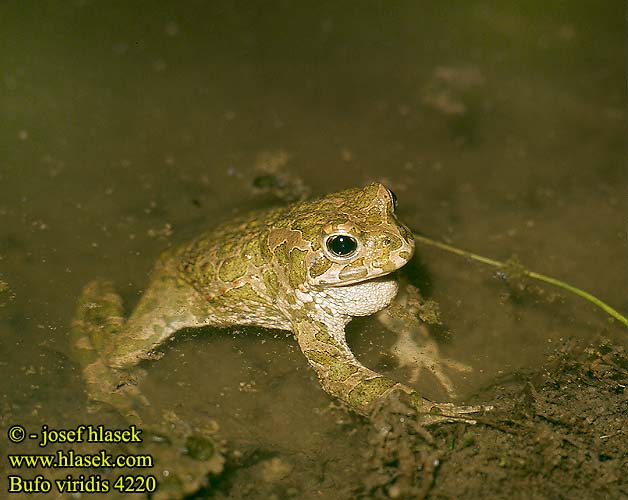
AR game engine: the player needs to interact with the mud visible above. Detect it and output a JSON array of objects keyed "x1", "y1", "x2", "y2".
[
  {"x1": 364, "y1": 336, "x2": 627, "y2": 499},
  {"x1": 174, "y1": 336, "x2": 627, "y2": 500}
]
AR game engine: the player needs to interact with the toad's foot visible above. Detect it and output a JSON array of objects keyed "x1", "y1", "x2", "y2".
[
  {"x1": 414, "y1": 397, "x2": 490, "y2": 426},
  {"x1": 363, "y1": 390, "x2": 492, "y2": 498},
  {"x1": 377, "y1": 284, "x2": 472, "y2": 398},
  {"x1": 392, "y1": 334, "x2": 472, "y2": 398},
  {"x1": 382, "y1": 386, "x2": 491, "y2": 426}
]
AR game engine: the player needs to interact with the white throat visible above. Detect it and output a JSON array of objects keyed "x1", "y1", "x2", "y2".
[{"x1": 310, "y1": 275, "x2": 399, "y2": 318}]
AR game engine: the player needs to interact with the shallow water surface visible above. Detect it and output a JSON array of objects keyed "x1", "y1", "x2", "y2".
[{"x1": 1, "y1": 2, "x2": 625, "y2": 498}]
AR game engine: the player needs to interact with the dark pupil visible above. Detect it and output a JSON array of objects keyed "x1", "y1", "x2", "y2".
[{"x1": 327, "y1": 235, "x2": 358, "y2": 257}]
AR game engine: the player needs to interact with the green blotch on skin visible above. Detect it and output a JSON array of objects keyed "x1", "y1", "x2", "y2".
[
  {"x1": 288, "y1": 248, "x2": 307, "y2": 288},
  {"x1": 339, "y1": 258, "x2": 368, "y2": 280},
  {"x1": 330, "y1": 363, "x2": 358, "y2": 383},
  {"x1": 274, "y1": 242, "x2": 289, "y2": 267},
  {"x1": 309, "y1": 257, "x2": 332, "y2": 279},
  {"x1": 242, "y1": 237, "x2": 264, "y2": 267},
  {"x1": 220, "y1": 239, "x2": 238, "y2": 254},
  {"x1": 313, "y1": 321, "x2": 342, "y2": 350},
  {"x1": 262, "y1": 270, "x2": 280, "y2": 298},
  {"x1": 218, "y1": 256, "x2": 248, "y2": 282},
  {"x1": 304, "y1": 349, "x2": 334, "y2": 366},
  {"x1": 347, "y1": 377, "x2": 396, "y2": 408},
  {"x1": 352, "y1": 183, "x2": 379, "y2": 210},
  {"x1": 304, "y1": 350, "x2": 358, "y2": 382},
  {"x1": 294, "y1": 210, "x2": 345, "y2": 247},
  {"x1": 176, "y1": 275, "x2": 190, "y2": 288},
  {"x1": 399, "y1": 251, "x2": 411, "y2": 260},
  {"x1": 386, "y1": 234, "x2": 402, "y2": 251},
  {"x1": 365, "y1": 206, "x2": 382, "y2": 225},
  {"x1": 259, "y1": 234, "x2": 273, "y2": 262},
  {"x1": 222, "y1": 284, "x2": 266, "y2": 304},
  {"x1": 298, "y1": 219, "x2": 324, "y2": 247}
]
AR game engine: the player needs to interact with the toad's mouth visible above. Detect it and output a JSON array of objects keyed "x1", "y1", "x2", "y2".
[{"x1": 322, "y1": 269, "x2": 400, "y2": 288}]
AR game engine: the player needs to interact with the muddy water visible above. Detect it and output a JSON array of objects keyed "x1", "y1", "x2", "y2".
[{"x1": 1, "y1": 1, "x2": 625, "y2": 499}]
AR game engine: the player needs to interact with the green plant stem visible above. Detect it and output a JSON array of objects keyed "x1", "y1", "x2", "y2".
[{"x1": 412, "y1": 233, "x2": 628, "y2": 327}]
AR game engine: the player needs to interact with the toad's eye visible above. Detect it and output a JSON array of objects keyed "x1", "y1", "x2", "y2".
[
  {"x1": 388, "y1": 189, "x2": 398, "y2": 212},
  {"x1": 326, "y1": 234, "x2": 358, "y2": 258}
]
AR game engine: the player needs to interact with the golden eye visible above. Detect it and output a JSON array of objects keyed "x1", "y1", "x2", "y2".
[{"x1": 326, "y1": 234, "x2": 358, "y2": 258}]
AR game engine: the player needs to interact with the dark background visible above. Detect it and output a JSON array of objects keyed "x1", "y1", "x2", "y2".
[{"x1": 1, "y1": 1, "x2": 625, "y2": 498}]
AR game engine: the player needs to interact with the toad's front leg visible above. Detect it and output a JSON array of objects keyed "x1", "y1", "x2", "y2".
[{"x1": 291, "y1": 316, "x2": 484, "y2": 424}]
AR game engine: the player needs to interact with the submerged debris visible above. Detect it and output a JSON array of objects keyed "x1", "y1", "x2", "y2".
[
  {"x1": 359, "y1": 392, "x2": 442, "y2": 499},
  {"x1": 251, "y1": 150, "x2": 310, "y2": 202},
  {"x1": 0, "y1": 279, "x2": 15, "y2": 310}
]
